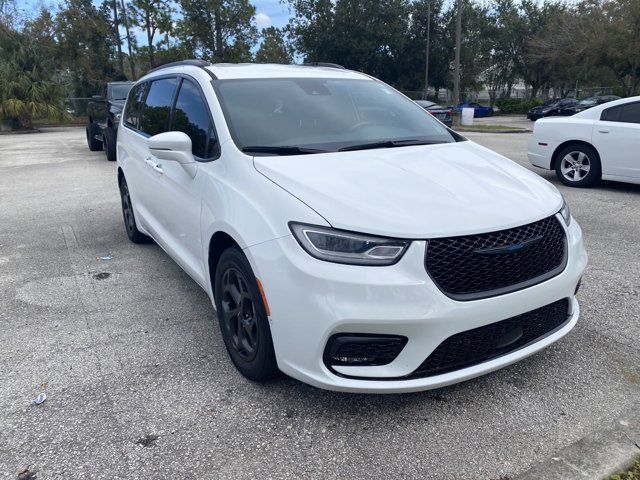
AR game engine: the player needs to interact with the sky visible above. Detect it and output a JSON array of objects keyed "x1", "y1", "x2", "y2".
[
  {"x1": 21, "y1": 0, "x2": 291, "y2": 29},
  {"x1": 253, "y1": 0, "x2": 290, "y2": 29}
]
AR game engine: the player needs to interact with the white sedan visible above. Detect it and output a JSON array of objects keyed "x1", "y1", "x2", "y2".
[{"x1": 528, "y1": 96, "x2": 640, "y2": 187}]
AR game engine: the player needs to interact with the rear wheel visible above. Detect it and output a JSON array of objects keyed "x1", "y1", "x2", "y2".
[
  {"x1": 555, "y1": 144, "x2": 601, "y2": 187},
  {"x1": 118, "y1": 176, "x2": 151, "y2": 243},
  {"x1": 103, "y1": 127, "x2": 117, "y2": 161},
  {"x1": 214, "y1": 248, "x2": 279, "y2": 381},
  {"x1": 86, "y1": 124, "x2": 102, "y2": 151}
]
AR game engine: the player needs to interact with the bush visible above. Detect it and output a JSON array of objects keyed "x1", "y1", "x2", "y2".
[{"x1": 495, "y1": 97, "x2": 543, "y2": 114}]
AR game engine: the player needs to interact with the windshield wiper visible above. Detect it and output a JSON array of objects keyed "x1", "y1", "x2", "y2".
[
  {"x1": 338, "y1": 139, "x2": 446, "y2": 152},
  {"x1": 241, "y1": 145, "x2": 328, "y2": 155}
]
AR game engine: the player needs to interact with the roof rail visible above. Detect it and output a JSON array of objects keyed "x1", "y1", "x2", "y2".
[
  {"x1": 301, "y1": 62, "x2": 346, "y2": 70},
  {"x1": 146, "y1": 59, "x2": 214, "y2": 76}
]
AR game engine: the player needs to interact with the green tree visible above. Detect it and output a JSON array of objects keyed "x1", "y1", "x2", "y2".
[
  {"x1": 0, "y1": 25, "x2": 68, "y2": 129},
  {"x1": 55, "y1": 0, "x2": 118, "y2": 97},
  {"x1": 128, "y1": 0, "x2": 174, "y2": 68},
  {"x1": 440, "y1": 0, "x2": 493, "y2": 99},
  {"x1": 176, "y1": 0, "x2": 257, "y2": 61},
  {"x1": 287, "y1": 0, "x2": 412, "y2": 85},
  {"x1": 255, "y1": 27, "x2": 293, "y2": 64},
  {"x1": 533, "y1": 0, "x2": 640, "y2": 97},
  {"x1": 399, "y1": 0, "x2": 449, "y2": 93}
]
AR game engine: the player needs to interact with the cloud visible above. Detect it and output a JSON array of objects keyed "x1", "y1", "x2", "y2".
[{"x1": 255, "y1": 12, "x2": 272, "y2": 28}]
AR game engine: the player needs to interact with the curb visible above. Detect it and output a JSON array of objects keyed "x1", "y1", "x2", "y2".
[
  {"x1": 516, "y1": 405, "x2": 640, "y2": 480},
  {"x1": 454, "y1": 128, "x2": 532, "y2": 134}
]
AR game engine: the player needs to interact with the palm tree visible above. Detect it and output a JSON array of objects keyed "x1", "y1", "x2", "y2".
[{"x1": 0, "y1": 26, "x2": 69, "y2": 130}]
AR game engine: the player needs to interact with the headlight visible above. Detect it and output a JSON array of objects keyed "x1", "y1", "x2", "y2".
[
  {"x1": 289, "y1": 222, "x2": 410, "y2": 266},
  {"x1": 559, "y1": 196, "x2": 572, "y2": 226}
]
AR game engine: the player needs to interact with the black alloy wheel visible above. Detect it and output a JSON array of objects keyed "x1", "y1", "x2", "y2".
[
  {"x1": 214, "y1": 247, "x2": 278, "y2": 381},
  {"x1": 221, "y1": 267, "x2": 259, "y2": 362},
  {"x1": 118, "y1": 177, "x2": 150, "y2": 243}
]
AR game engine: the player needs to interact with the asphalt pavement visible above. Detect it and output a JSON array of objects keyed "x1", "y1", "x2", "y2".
[{"x1": 0, "y1": 127, "x2": 638, "y2": 479}]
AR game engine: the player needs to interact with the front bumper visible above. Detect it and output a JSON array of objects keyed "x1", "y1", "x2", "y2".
[
  {"x1": 527, "y1": 137, "x2": 555, "y2": 170},
  {"x1": 245, "y1": 216, "x2": 587, "y2": 393}
]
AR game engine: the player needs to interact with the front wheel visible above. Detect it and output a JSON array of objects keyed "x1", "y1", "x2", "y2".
[
  {"x1": 214, "y1": 248, "x2": 279, "y2": 381},
  {"x1": 118, "y1": 176, "x2": 151, "y2": 243},
  {"x1": 555, "y1": 144, "x2": 601, "y2": 187},
  {"x1": 86, "y1": 124, "x2": 102, "y2": 151},
  {"x1": 103, "y1": 127, "x2": 117, "y2": 161}
]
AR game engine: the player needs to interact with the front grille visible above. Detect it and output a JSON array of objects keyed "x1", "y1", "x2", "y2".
[
  {"x1": 409, "y1": 298, "x2": 570, "y2": 378},
  {"x1": 425, "y1": 215, "x2": 566, "y2": 300}
]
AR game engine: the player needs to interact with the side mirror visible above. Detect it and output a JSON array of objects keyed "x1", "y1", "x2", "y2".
[
  {"x1": 148, "y1": 132, "x2": 196, "y2": 177},
  {"x1": 148, "y1": 131, "x2": 194, "y2": 164}
]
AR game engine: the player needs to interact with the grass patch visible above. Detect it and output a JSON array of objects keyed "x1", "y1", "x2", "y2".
[
  {"x1": 453, "y1": 124, "x2": 529, "y2": 132},
  {"x1": 607, "y1": 457, "x2": 640, "y2": 480}
]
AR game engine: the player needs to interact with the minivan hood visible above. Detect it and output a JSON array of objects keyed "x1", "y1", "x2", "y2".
[{"x1": 254, "y1": 141, "x2": 562, "y2": 238}]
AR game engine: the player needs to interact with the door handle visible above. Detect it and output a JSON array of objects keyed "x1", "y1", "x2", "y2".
[
  {"x1": 598, "y1": 129, "x2": 610, "y2": 134},
  {"x1": 145, "y1": 157, "x2": 164, "y2": 174}
]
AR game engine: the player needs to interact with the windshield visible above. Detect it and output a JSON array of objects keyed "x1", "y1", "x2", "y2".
[
  {"x1": 578, "y1": 97, "x2": 597, "y2": 106},
  {"x1": 108, "y1": 83, "x2": 134, "y2": 101},
  {"x1": 214, "y1": 78, "x2": 458, "y2": 154}
]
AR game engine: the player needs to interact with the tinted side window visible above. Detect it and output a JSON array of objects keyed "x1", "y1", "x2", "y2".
[
  {"x1": 619, "y1": 103, "x2": 640, "y2": 124},
  {"x1": 601, "y1": 105, "x2": 621, "y2": 122},
  {"x1": 171, "y1": 79, "x2": 217, "y2": 159},
  {"x1": 124, "y1": 82, "x2": 149, "y2": 130},
  {"x1": 601, "y1": 103, "x2": 640, "y2": 123},
  {"x1": 139, "y1": 78, "x2": 178, "y2": 136}
]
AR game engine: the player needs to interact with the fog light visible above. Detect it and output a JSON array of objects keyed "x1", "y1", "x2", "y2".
[{"x1": 323, "y1": 334, "x2": 408, "y2": 367}]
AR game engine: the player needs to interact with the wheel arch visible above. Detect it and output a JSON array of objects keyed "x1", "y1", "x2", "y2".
[
  {"x1": 208, "y1": 231, "x2": 243, "y2": 296},
  {"x1": 551, "y1": 140, "x2": 600, "y2": 171}
]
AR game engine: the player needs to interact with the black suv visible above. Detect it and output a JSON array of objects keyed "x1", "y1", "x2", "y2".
[{"x1": 86, "y1": 81, "x2": 134, "y2": 161}]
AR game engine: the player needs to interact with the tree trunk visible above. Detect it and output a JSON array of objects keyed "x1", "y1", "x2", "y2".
[
  {"x1": 146, "y1": 10, "x2": 154, "y2": 68},
  {"x1": 452, "y1": 0, "x2": 463, "y2": 105},
  {"x1": 112, "y1": 0, "x2": 124, "y2": 74},
  {"x1": 214, "y1": 8, "x2": 223, "y2": 61},
  {"x1": 529, "y1": 82, "x2": 539, "y2": 100},
  {"x1": 423, "y1": 0, "x2": 431, "y2": 98},
  {"x1": 119, "y1": 0, "x2": 137, "y2": 79}
]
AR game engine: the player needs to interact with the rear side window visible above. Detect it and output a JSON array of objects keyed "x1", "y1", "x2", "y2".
[
  {"x1": 171, "y1": 79, "x2": 218, "y2": 159},
  {"x1": 124, "y1": 82, "x2": 149, "y2": 130},
  {"x1": 601, "y1": 102, "x2": 640, "y2": 124},
  {"x1": 139, "y1": 78, "x2": 178, "y2": 136}
]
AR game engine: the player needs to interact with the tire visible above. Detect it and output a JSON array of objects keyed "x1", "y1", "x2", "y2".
[
  {"x1": 214, "y1": 247, "x2": 279, "y2": 382},
  {"x1": 118, "y1": 176, "x2": 151, "y2": 244},
  {"x1": 555, "y1": 144, "x2": 601, "y2": 188},
  {"x1": 86, "y1": 123, "x2": 102, "y2": 151},
  {"x1": 103, "y1": 127, "x2": 117, "y2": 162}
]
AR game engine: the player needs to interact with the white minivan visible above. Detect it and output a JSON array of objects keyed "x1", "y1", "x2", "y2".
[{"x1": 117, "y1": 61, "x2": 587, "y2": 393}]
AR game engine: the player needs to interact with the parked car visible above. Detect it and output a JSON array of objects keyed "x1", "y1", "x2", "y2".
[
  {"x1": 451, "y1": 102, "x2": 494, "y2": 117},
  {"x1": 527, "y1": 98, "x2": 578, "y2": 121},
  {"x1": 414, "y1": 100, "x2": 453, "y2": 127},
  {"x1": 86, "y1": 81, "x2": 134, "y2": 161},
  {"x1": 562, "y1": 95, "x2": 621, "y2": 115},
  {"x1": 117, "y1": 60, "x2": 586, "y2": 393},
  {"x1": 528, "y1": 96, "x2": 640, "y2": 187}
]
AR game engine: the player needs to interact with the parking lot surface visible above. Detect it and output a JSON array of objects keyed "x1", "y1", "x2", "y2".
[{"x1": 1, "y1": 127, "x2": 639, "y2": 479}]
